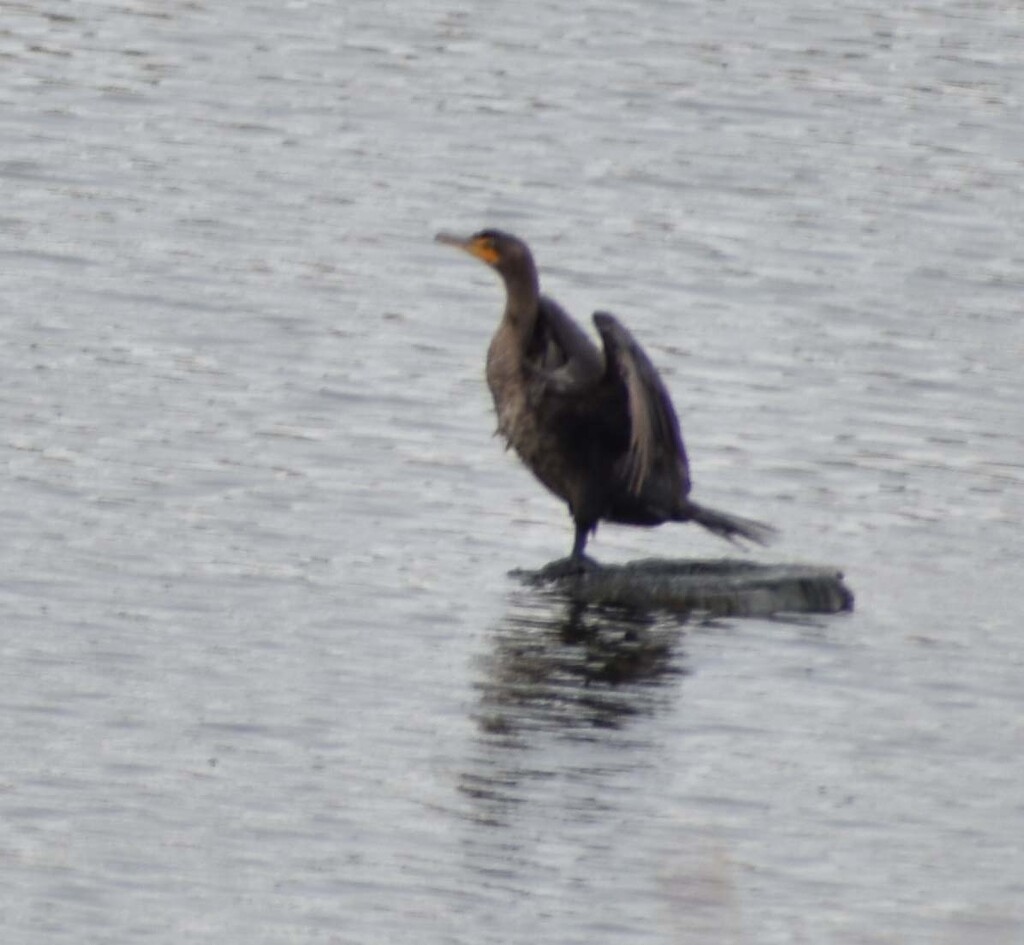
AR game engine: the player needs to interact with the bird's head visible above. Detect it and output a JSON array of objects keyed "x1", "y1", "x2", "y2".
[{"x1": 435, "y1": 228, "x2": 536, "y2": 283}]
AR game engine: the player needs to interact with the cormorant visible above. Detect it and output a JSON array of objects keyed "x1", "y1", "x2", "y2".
[{"x1": 436, "y1": 228, "x2": 775, "y2": 564}]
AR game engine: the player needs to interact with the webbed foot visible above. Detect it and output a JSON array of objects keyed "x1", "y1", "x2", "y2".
[{"x1": 536, "y1": 554, "x2": 600, "y2": 581}]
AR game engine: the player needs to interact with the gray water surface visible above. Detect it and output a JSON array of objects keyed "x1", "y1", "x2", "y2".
[{"x1": 2, "y1": 1, "x2": 1022, "y2": 943}]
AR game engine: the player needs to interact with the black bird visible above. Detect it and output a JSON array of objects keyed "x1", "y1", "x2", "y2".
[{"x1": 436, "y1": 228, "x2": 775, "y2": 565}]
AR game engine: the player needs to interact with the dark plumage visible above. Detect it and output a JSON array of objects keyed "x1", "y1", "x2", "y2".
[{"x1": 436, "y1": 228, "x2": 775, "y2": 563}]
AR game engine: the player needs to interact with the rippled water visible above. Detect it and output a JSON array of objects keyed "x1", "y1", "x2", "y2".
[{"x1": 2, "y1": 1, "x2": 1022, "y2": 942}]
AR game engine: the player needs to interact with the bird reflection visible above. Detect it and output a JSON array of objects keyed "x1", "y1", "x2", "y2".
[
  {"x1": 459, "y1": 588, "x2": 688, "y2": 825},
  {"x1": 474, "y1": 590, "x2": 687, "y2": 740}
]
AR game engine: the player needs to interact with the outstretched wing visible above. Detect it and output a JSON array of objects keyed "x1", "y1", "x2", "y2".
[{"x1": 593, "y1": 311, "x2": 689, "y2": 495}]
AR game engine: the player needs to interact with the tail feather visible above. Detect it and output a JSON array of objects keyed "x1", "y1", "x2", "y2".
[{"x1": 679, "y1": 500, "x2": 777, "y2": 547}]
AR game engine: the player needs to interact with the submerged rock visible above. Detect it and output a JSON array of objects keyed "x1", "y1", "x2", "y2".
[{"x1": 515, "y1": 557, "x2": 854, "y2": 618}]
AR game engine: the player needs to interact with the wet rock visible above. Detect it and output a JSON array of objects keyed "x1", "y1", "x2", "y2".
[{"x1": 514, "y1": 557, "x2": 854, "y2": 617}]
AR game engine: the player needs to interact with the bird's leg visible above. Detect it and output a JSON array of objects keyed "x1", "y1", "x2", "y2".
[
  {"x1": 571, "y1": 521, "x2": 590, "y2": 559},
  {"x1": 566, "y1": 521, "x2": 599, "y2": 572},
  {"x1": 533, "y1": 520, "x2": 600, "y2": 581}
]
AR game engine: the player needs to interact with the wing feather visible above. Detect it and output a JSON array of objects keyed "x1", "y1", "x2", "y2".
[
  {"x1": 593, "y1": 311, "x2": 686, "y2": 495},
  {"x1": 527, "y1": 296, "x2": 604, "y2": 391}
]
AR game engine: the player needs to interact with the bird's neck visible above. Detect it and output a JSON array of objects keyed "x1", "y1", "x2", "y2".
[{"x1": 501, "y1": 264, "x2": 541, "y2": 341}]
